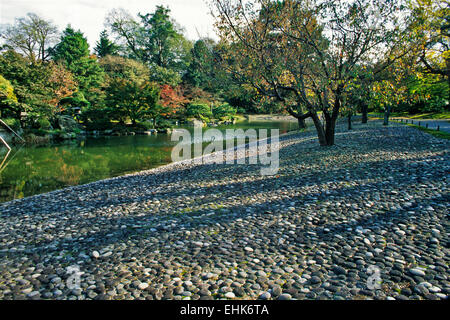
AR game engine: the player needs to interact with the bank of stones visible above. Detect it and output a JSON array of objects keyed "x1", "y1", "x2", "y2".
[{"x1": 0, "y1": 121, "x2": 448, "y2": 300}]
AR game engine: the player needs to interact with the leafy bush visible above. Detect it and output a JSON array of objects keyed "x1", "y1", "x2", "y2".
[
  {"x1": 59, "y1": 91, "x2": 90, "y2": 116},
  {"x1": 186, "y1": 103, "x2": 213, "y2": 119},
  {"x1": 150, "y1": 65, "x2": 182, "y2": 87},
  {"x1": 37, "y1": 118, "x2": 52, "y2": 130},
  {"x1": 213, "y1": 103, "x2": 237, "y2": 119},
  {"x1": 135, "y1": 120, "x2": 154, "y2": 130},
  {"x1": 155, "y1": 119, "x2": 173, "y2": 129},
  {"x1": 237, "y1": 107, "x2": 247, "y2": 114},
  {"x1": 28, "y1": 128, "x2": 48, "y2": 136},
  {"x1": 2, "y1": 118, "x2": 21, "y2": 130},
  {"x1": 84, "y1": 118, "x2": 113, "y2": 131}
]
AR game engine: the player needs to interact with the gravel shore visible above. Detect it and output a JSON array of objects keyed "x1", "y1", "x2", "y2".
[{"x1": 0, "y1": 121, "x2": 448, "y2": 300}]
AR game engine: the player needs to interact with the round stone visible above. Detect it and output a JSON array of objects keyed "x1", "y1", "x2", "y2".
[
  {"x1": 138, "y1": 283, "x2": 149, "y2": 290},
  {"x1": 409, "y1": 268, "x2": 426, "y2": 277},
  {"x1": 259, "y1": 292, "x2": 271, "y2": 300},
  {"x1": 271, "y1": 285, "x2": 282, "y2": 296},
  {"x1": 225, "y1": 292, "x2": 235, "y2": 299}
]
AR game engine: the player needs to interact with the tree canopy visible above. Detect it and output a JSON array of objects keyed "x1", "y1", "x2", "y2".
[
  {"x1": 0, "y1": 3, "x2": 447, "y2": 142},
  {"x1": 211, "y1": 0, "x2": 416, "y2": 145},
  {"x1": 0, "y1": 13, "x2": 59, "y2": 62},
  {"x1": 106, "y1": 6, "x2": 192, "y2": 86},
  {"x1": 94, "y1": 30, "x2": 119, "y2": 58}
]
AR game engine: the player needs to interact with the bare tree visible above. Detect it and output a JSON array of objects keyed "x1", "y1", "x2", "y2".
[
  {"x1": 105, "y1": 8, "x2": 143, "y2": 60},
  {"x1": 0, "y1": 13, "x2": 59, "y2": 62}
]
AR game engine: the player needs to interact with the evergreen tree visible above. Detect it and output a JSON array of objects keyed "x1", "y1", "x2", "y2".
[
  {"x1": 185, "y1": 39, "x2": 216, "y2": 88},
  {"x1": 50, "y1": 26, "x2": 104, "y2": 104},
  {"x1": 94, "y1": 30, "x2": 119, "y2": 58},
  {"x1": 106, "y1": 6, "x2": 192, "y2": 86},
  {"x1": 50, "y1": 26, "x2": 90, "y2": 65}
]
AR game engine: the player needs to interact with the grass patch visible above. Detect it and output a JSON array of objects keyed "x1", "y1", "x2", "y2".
[
  {"x1": 368, "y1": 111, "x2": 450, "y2": 120},
  {"x1": 404, "y1": 112, "x2": 450, "y2": 120},
  {"x1": 405, "y1": 123, "x2": 450, "y2": 140}
]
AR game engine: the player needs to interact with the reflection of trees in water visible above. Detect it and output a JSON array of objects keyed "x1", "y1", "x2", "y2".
[
  {"x1": 0, "y1": 146, "x2": 26, "y2": 200},
  {"x1": 0, "y1": 121, "x2": 297, "y2": 202},
  {"x1": 59, "y1": 163, "x2": 82, "y2": 185},
  {"x1": 0, "y1": 149, "x2": 11, "y2": 172},
  {"x1": 0, "y1": 143, "x2": 175, "y2": 202}
]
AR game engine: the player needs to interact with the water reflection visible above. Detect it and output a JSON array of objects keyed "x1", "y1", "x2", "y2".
[{"x1": 0, "y1": 120, "x2": 297, "y2": 202}]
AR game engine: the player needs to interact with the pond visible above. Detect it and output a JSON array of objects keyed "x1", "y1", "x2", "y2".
[{"x1": 0, "y1": 120, "x2": 298, "y2": 203}]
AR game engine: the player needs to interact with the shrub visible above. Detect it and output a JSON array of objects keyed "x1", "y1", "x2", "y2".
[
  {"x1": 237, "y1": 107, "x2": 247, "y2": 114},
  {"x1": 1, "y1": 118, "x2": 21, "y2": 130},
  {"x1": 84, "y1": 118, "x2": 113, "y2": 131},
  {"x1": 59, "y1": 92, "x2": 90, "y2": 116},
  {"x1": 37, "y1": 118, "x2": 52, "y2": 130},
  {"x1": 156, "y1": 119, "x2": 173, "y2": 129},
  {"x1": 135, "y1": 120, "x2": 154, "y2": 130},
  {"x1": 186, "y1": 103, "x2": 213, "y2": 119},
  {"x1": 213, "y1": 103, "x2": 237, "y2": 119}
]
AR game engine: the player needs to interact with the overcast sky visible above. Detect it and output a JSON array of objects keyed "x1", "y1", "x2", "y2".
[{"x1": 0, "y1": 0, "x2": 218, "y2": 48}]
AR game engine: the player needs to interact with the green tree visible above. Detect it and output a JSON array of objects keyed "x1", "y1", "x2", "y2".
[
  {"x1": 59, "y1": 91, "x2": 90, "y2": 117},
  {"x1": 94, "y1": 30, "x2": 119, "y2": 58},
  {"x1": 186, "y1": 102, "x2": 213, "y2": 119},
  {"x1": 212, "y1": 0, "x2": 412, "y2": 146},
  {"x1": 411, "y1": 0, "x2": 449, "y2": 103},
  {"x1": 0, "y1": 75, "x2": 18, "y2": 118},
  {"x1": 138, "y1": 6, "x2": 190, "y2": 69},
  {"x1": 93, "y1": 55, "x2": 152, "y2": 127},
  {"x1": 106, "y1": 6, "x2": 192, "y2": 85},
  {"x1": 100, "y1": 55, "x2": 150, "y2": 84},
  {"x1": 407, "y1": 72, "x2": 449, "y2": 112},
  {"x1": 51, "y1": 26, "x2": 90, "y2": 65},
  {"x1": 105, "y1": 79, "x2": 161, "y2": 125},
  {"x1": 51, "y1": 26, "x2": 104, "y2": 104},
  {"x1": 69, "y1": 57, "x2": 104, "y2": 92},
  {"x1": 185, "y1": 39, "x2": 217, "y2": 88},
  {"x1": 343, "y1": 66, "x2": 375, "y2": 124},
  {"x1": 0, "y1": 50, "x2": 54, "y2": 121},
  {"x1": 213, "y1": 102, "x2": 236, "y2": 119}
]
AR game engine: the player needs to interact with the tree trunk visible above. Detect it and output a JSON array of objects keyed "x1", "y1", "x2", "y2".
[
  {"x1": 310, "y1": 112, "x2": 328, "y2": 146},
  {"x1": 361, "y1": 103, "x2": 368, "y2": 124},
  {"x1": 297, "y1": 117, "x2": 306, "y2": 129},
  {"x1": 310, "y1": 95, "x2": 340, "y2": 146},
  {"x1": 383, "y1": 105, "x2": 391, "y2": 126},
  {"x1": 322, "y1": 92, "x2": 341, "y2": 146},
  {"x1": 325, "y1": 116, "x2": 337, "y2": 146},
  {"x1": 286, "y1": 105, "x2": 308, "y2": 131},
  {"x1": 446, "y1": 58, "x2": 450, "y2": 104},
  {"x1": 348, "y1": 113, "x2": 352, "y2": 130}
]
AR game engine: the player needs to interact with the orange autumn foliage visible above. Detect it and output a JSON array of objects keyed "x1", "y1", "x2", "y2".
[
  {"x1": 159, "y1": 84, "x2": 188, "y2": 116},
  {"x1": 47, "y1": 62, "x2": 78, "y2": 111}
]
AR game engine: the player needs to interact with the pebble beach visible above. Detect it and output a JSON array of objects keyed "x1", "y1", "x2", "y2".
[{"x1": 0, "y1": 121, "x2": 448, "y2": 300}]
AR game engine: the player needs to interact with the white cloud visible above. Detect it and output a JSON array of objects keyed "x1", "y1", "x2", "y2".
[{"x1": 0, "y1": 0, "x2": 218, "y2": 49}]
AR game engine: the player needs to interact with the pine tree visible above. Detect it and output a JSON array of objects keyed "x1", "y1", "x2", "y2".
[
  {"x1": 50, "y1": 26, "x2": 90, "y2": 65},
  {"x1": 94, "y1": 30, "x2": 119, "y2": 58}
]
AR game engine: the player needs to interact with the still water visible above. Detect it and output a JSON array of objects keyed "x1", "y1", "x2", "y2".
[{"x1": 0, "y1": 120, "x2": 298, "y2": 203}]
